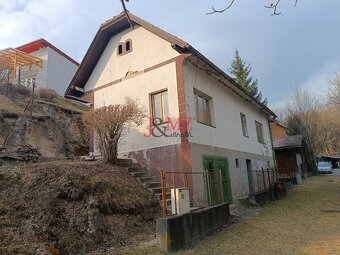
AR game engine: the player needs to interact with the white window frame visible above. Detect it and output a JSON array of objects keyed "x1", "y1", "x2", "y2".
[
  {"x1": 150, "y1": 89, "x2": 169, "y2": 123},
  {"x1": 240, "y1": 113, "x2": 249, "y2": 137},
  {"x1": 255, "y1": 121, "x2": 264, "y2": 143}
]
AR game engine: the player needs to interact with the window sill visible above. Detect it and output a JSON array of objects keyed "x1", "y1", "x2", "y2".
[
  {"x1": 118, "y1": 50, "x2": 132, "y2": 57},
  {"x1": 197, "y1": 121, "x2": 216, "y2": 128}
]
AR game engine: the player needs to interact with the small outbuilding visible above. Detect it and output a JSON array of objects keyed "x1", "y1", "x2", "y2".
[{"x1": 270, "y1": 121, "x2": 310, "y2": 181}]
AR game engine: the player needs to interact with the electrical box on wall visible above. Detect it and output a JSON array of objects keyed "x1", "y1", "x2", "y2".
[{"x1": 171, "y1": 188, "x2": 190, "y2": 215}]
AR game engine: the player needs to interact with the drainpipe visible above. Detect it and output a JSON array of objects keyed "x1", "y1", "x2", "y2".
[{"x1": 267, "y1": 119, "x2": 278, "y2": 182}]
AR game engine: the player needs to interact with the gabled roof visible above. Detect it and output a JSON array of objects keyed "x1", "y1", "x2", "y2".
[
  {"x1": 17, "y1": 38, "x2": 79, "y2": 66},
  {"x1": 65, "y1": 12, "x2": 276, "y2": 118},
  {"x1": 273, "y1": 135, "x2": 304, "y2": 150}
]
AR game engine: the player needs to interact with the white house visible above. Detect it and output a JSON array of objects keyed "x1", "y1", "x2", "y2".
[
  {"x1": 16, "y1": 38, "x2": 79, "y2": 95},
  {"x1": 66, "y1": 12, "x2": 276, "y2": 205}
]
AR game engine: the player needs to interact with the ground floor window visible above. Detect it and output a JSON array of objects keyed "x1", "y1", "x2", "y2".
[{"x1": 150, "y1": 89, "x2": 169, "y2": 123}]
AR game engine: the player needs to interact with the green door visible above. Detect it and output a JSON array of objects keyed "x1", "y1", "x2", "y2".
[{"x1": 203, "y1": 156, "x2": 233, "y2": 205}]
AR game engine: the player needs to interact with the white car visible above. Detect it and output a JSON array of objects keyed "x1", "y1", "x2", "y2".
[{"x1": 318, "y1": 161, "x2": 333, "y2": 174}]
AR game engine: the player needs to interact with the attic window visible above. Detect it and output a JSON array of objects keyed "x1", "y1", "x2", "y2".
[
  {"x1": 125, "y1": 40, "x2": 131, "y2": 52},
  {"x1": 118, "y1": 39, "x2": 132, "y2": 56},
  {"x1": 118, "y1": 44, "x2": 124, "y2": 55}
]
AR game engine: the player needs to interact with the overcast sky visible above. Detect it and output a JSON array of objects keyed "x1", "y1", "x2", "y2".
[{"x1": 1, "y1": 0, "x2": 340, "y2": 108}]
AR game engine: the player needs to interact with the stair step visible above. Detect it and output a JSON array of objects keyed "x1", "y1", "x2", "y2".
[
  {"x1": 119, "y1": 162, "x2": 140, "y2": 168},
  {"x1": 118, "y1": 159, "x2": 170, "y2": 205},
  {"x1": 128, "y1": 167, "x2": 147, "y2": 173},
  {"x1": 117, "y1": 158, "x2": 133, "y2": 164},
  {"x1": 159, "y1": 198, "x2": 172, "y2": 206},
  {"x1": 145, "y1": 182, "x2": 162, "y2": 188},
  {"x1": 130, "y1": 171, "x2": 149, "y2": 178},
  {"x1": 155, "y1": 192, "x2": 171, "y2": 200},
  {"x1": 139, "y1": 176, "x2": 158, "y2": 183},
  {"x1": 150, "y1": 187, "x2": 170, "y2": 194}
]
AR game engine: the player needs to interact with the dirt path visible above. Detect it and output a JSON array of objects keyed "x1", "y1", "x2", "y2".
[{"x1": 110, "y1": 176, "x2": 340, "y2": 255}]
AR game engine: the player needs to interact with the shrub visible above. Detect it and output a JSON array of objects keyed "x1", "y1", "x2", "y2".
[
  {"x1": 12, "y1": 84, "x2": 31, "y2": 97},
  {"x1": 82, "y1": 97, "x2": 146, "y2": 163},
  {"x1": 38, "y1": 88, "x2": 57, "y2": 101}
]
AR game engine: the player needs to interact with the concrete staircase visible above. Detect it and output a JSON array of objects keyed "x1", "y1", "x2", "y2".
[{"x1": 117, "y1": 158, "x2": 171, "y2": 207}]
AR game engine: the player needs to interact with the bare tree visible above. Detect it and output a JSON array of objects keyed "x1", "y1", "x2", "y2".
[
  {"x1": 284, "y1": 86, "x2": 329, "y2": 173},
  {"x1": 329, "y1": 73, "x2": 340, "y2": 105},
  {"x1": 207, "y1": 0, "x2": 299, "y2": 16},
  {"x1": 120, "y1": 0, "x2": 298, "y2": 17},
  {"x1": 320, "y1": 103, "x2": 340, "y2": 156},
  {"x1": 82, "y1": 97, "x2": 146, "y2": 163}
]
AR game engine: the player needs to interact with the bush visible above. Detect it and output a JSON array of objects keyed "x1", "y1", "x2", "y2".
[
  {"x1": 38, "y1": 88, "x2": 57, "y2": 101},
  {"x1": 12, "y1": 84, "x2": 31, "y2": 97}
]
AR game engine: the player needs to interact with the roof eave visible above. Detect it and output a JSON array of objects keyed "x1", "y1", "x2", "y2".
[{"x1": 186, "y1": 45, "x2": 276, "y2": 118}]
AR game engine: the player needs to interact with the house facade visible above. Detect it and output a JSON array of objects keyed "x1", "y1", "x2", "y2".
[
  {"x1": 270, "y1": 121, "x2": 308, "y2": 179},
  {"x1": 15, "y1": 39, "x2": 79, "y2": 95},
  {"x1": 66, "y1": 13, "x2": 276, "y2": 205}
]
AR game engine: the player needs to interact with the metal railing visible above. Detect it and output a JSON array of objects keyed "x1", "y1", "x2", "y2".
[
  {"x1": 159, "y1": 170, "x2": 225, "y2": 217},
  {"x1": 248, "y1": 167, "x2": 276, "y2": 194},
  {"x1": 0, "y1": 69, "x2": 10, "y2": 85}
]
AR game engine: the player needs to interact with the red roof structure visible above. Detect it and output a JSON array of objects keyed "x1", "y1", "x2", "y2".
[{"x1": 16, "y1": 38, "x2": 79, "y2": 66}]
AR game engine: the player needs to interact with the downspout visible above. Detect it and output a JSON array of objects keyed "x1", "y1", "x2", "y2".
[{"x1": 267, "y1": 119, "x2": 278, "y2": 182}]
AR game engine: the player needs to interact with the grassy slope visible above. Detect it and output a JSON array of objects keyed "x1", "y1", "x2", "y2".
[
  {"x1": 114, "y1": 176, "x2": 340, "y2": 255},
  {"x1": 0, "y1": 95, "x2": 24, "y2": 114},
  {"x1": 0, "y1": 85, "x2": 86, "y2": 115}
]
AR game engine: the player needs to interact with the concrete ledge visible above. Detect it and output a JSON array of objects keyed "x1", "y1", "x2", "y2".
[
  {"x1": 156, "y1": 203, "x2": 230, "y2": 253},
  {"x1": 249, "y1": 190, "x2": 271, "y2": 206}
]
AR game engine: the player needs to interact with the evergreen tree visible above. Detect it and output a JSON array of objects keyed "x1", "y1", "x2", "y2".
[{"x1": 228, "y1": 50, "x2": 267, "y2": 105}]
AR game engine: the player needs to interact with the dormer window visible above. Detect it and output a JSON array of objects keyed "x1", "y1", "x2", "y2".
[{"x1": 118, "y1": 39, "x2": 132, "y2": 56}]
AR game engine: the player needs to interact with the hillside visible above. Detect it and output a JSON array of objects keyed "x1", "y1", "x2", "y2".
[
  {"x1": 0, "y1": 84, "x2": 160, "y2": 255},
  {"x1": 0, "y1": 84, "x2": 89, "y2": 160},
  {"x1": 0, "y1": 161, "x2": 160, "y2": 255}
]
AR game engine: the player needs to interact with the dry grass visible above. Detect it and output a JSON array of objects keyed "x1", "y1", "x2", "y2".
[
  {"x1": 0, "y1": 161, "x2": 160, "y2": 255},
  {"x1": 0, "y1": 84, "x2": 87, "y2": 115},
  {"x1": 37, "y1": 88, "x2": 58, "y2": 101},
  {"x1": 112, "y1": 176, "x2": 340, "y2": 255},
  {"x1": 42, "y1": 96, "x2": 87, "y2": 113},
  {"x1": 0, "y1": 95, "x2": 24, "y2": 114}
]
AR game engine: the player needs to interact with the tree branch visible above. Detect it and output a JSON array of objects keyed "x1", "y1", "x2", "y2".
[
  {"x1": 207, "y1": 0, "x2": 235, "y2": 15},
  {"x1": 120, "y1": 0, "x2": 134, "y2": 28},
  {"x1": 207, "y1": 0, "x2": 299, "y2": 16},
  {"x1": 265, "y1": 0, "x2": 282, "y2": 16}
]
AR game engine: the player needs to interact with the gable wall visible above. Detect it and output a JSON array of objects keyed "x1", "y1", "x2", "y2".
[
  {"x1": 85, "y1": 25, "x2": 180, "y2": 92},
  {"x1": 270, "y1": 122, "x2": 287, "y2": 139},
  {"x1": 46, "y1": 47, "x2": 78, "y2": 95},
  {"x1": 83, "y1": 26, "x2": 182, "y2": 154}
]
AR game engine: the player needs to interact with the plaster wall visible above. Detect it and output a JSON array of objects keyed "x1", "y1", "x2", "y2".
[{"x1": 184, "y1": 62, "x2": 273, "y2": 158}]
